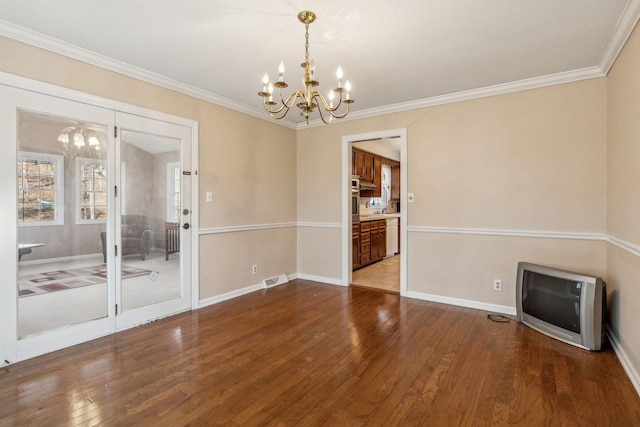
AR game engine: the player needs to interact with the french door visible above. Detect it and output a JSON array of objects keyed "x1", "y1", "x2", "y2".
[
  {"x1": 113, "y1": 112, "x2": 192, "y2": 329},
  {"x1": 0, "y1": 84, "x2": 194, "y2": 363}
]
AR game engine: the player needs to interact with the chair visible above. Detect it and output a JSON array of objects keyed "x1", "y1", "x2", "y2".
[{"x1": 101, "y1": 215, "x2": 153, "y2": 263}]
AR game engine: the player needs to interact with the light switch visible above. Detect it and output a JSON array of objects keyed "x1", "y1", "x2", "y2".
[
  {"x1": 206, "y1": 192, "x2": 213, "y2": 203},
  {"x1": 407, "y1": 192, "x2": 415, "y2": 203}
]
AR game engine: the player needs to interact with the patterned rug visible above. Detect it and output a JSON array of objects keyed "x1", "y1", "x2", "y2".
[{"x1": 19, "y1": 264, "x2": 152, "y2": 297}]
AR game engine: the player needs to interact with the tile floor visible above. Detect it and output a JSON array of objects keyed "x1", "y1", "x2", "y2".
[{"x1": 351, "y1": 254, "x2": 400, "y2": 293}]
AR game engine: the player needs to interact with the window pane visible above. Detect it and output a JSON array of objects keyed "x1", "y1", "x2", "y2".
[
  {"x1": 77, "y1": 160, "x2": 106, "y2": 222},
  {"x1": 94, "y1": 193, "x2": 107, "y2": 205},
  {"x1": 94, "y1": 206, "x2": 107, "y2": 219},
  {"x1": 24, "y1": 190, "x2": 39, "y2": 205},
  {"x1": 22, "y1": 206, "x2": 40, "y2": 221}
]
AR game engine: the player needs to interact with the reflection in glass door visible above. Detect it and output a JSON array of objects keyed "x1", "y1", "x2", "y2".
[
  {"x1": 17, "y1": 110, "x2": 109, "y2": 338},
  {"x1": 113, "y1": 112, "x2": 191, "y2": 329},
  {"x1": 118, "y1": 130, "x2": 182, "y2": 312}
]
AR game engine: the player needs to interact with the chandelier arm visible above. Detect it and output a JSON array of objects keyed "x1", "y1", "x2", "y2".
[
  {"x1": 315, "y1": 103, "x2": 333, "y2": 124},
  {"x1": 264, "y1": 90, "x2": 308, "y2": 119},
  {"x1": 262, "y1": 98, "x2": 287, "y2": 115},
  {"x1": 282, "y1": 89, "x2": 305, "y2": 109},
  {"x1": 269, "y1": 108, "x2": 293, "y2": 120},
  {"x1": 328, "y1": 101, "x2": 351, "y2": 119},
  {"x1": 313, "y1": 91, "x2": 344, "y2": 113}
]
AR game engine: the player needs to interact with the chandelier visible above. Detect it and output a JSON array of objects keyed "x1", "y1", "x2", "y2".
[
  {"x1": 258, "y1": 11, "x2": 354, "y2": 124},
  {"x1": 57, "y1": 125, "x2": 104, "y2": 158}
]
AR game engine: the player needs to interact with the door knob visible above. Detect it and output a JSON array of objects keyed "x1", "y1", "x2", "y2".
[{"x1": 183, "y1": 223, "x2": 190, "y2": 229}]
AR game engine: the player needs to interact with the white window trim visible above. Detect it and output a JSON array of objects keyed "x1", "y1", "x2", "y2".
[
  {"x1": 76, "y1": 157, "x2": 107, "y2": 224},
  {"x1": 167, "y1": 162, "x2": 180, "y2": 222},
  {"x1": 18, "y1": 151, "x2": 64, "y2": 227}
]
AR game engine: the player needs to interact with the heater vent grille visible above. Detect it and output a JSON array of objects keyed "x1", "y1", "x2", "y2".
[{"x1": 263, "y1": 274, "x2": 289, "y2": 288}]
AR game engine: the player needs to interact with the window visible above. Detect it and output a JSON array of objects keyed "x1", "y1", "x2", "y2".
[
  {"x1": 77, "y1": 157, "x2": 107, "y2": 223},
  {"x1": 167, "y1": 162, "x2": 180, "y2": 221},
  {"x1": 18, "y1": 152, "x2": 64, "y2": 226}
]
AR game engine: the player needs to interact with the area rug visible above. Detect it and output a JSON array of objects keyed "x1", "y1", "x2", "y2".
[{"x1": 19, "y1": 265, "x2": 152, "y2": 297}]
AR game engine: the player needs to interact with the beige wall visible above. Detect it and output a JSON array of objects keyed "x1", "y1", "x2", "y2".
[
  {"x1": 408, "y1": 234, "x2": 605, "y2": 306},
  {"x1": 297, "y1": 80, "x2": 608, "y2": 301},
  {"x1": 1, "y1": 36, "x2": 297, "y2": 299},
  {"x1": 607, "y1": 23, "x2": 640, "y2": 378}
]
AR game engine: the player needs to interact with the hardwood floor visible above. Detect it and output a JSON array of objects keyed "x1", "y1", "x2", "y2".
[{"x1": 1, "y1": 279, "x2": 639, "y2": 426}]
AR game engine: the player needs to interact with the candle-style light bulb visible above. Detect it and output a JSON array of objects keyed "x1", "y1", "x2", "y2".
[
  {"x1": 345, "y1": 80, "x2": 351, "y2": 100},
  {"x1": 268, "y1": 82, "x2": 274, "y2": 102},
  {"x1": 329, "y1": 90, "x2": 334, "y2": 108},
  {"x1": 336, "y1": 66, "x2": 343, "y2": 88},
  {"x1": 278, "y1": 61, "x2": 285, "y2": 82},
  {"x1": 262, "y1": 73, "x2": 269, "y2": 93}
]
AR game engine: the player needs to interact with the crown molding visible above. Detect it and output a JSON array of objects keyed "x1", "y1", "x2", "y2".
[
  {"x1": 599, "y1": 0, "x2": 640, "y2": 74},
  {"x1": 298, "y1": 66, "x2": 605, "y2": 130},
  {"x1": 3, "y1": 0, "x2": 639, "y2": 134},
  {"x1": 0, "y1": 20, "x2": 298, "y2": 130}
]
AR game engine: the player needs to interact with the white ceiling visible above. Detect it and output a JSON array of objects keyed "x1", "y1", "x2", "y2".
[{"x1": 1, "y1": 1, "x2": 638, "y2": 128}]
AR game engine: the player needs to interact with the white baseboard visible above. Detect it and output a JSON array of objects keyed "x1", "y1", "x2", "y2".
[
  {"x1": 291, "y1": 273, "x2": 346, "y2": 287},
  {"x1": 404, "y1": 290, "x2": 517, "y2": 316},
  {"x1": 607, "y1": 326, "x2": 640, "y2": 397},
  {"x1": 198, "y1": 283, "x2": 263, "y2": 309}
]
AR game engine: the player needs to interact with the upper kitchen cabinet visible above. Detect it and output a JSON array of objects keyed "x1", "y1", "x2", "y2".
[
  {"x1": 390, "y1": 164, "x2": 401, "y2": 199},
  {"x1": 352, "y1": 148, "x2": 374, "y2": 183},
  {"x1": 373, "y1": 156, "x2": 382, "y2": 197},
  {"x1": 353, "y1": 147, "x2": 401, "y2": 199}
]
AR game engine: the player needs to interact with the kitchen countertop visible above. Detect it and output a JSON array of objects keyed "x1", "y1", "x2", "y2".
[{"x1": 358, "y1": 213, "x2": 400, "y2": 222}]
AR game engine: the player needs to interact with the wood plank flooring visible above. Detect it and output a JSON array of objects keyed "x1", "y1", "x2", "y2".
[{"x1": 1, "y1": 279, "x2": 639, "y2": 426}]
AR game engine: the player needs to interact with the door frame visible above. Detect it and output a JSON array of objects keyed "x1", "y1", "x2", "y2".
[
  {"x1": 0, "y1": 71, "x2": 199, "y2": 364},
  {"x1": 341, "y1": 128, "x2": 408, "y2": 295}
]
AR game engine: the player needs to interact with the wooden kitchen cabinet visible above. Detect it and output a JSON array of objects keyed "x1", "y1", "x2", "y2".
[
  {"x1": 353, "y1": 219, "x2": 387, "y2": 270},
  {"x1": 352, "y1": 148, "x2": 374, "y2": 183},
  {"x1": 352, "y1": 223, "x2": 360, "y2": 269},
  {"x1": 359, "y1": 221, "x2": 371, "y2": 266},
  {"x1": 373, "y1": 156, "x2": 382, "y2": 197},
  {"x1": 352, "y1": 149, "x2": 364, "y2": 178},
  {"x1": 363, "y1": 152, "x2": 374, "y2": 182},
  {"x1": 370, "y1": 220, "x2": 386, "y2": 262},
  {"x1": 391, "y1": 164, "x2": 401, "y2": 199}
]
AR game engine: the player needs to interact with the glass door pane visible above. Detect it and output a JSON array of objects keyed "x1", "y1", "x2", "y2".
[
  {"x1": 119, "y1": 130, "x2": 182, "y2": 312},
  {"x1": 113, "y1": 111, "x2": 191, "y2": 329},
  {"x1": 17, "y1": 110, "x2": 109, "y2": 338}
]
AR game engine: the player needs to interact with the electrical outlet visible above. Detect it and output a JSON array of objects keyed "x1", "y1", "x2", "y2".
[
  {"x1": 206, "y1": 192, "x2": 213, "y2": 202},
  {"x1": 493, "y1": 279, "x2": 502, "y2": 291},
  {"x1": 252, "y1": 265, "x2": 258, "y2": 275}
]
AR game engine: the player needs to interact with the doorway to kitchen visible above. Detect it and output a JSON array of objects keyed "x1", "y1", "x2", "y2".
[{"x1": 342, "y1": 129, "x2": 407, "y2": 295}]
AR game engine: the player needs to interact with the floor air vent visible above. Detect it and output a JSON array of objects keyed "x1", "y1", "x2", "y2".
[{"x1": 263, "y1": 274, "x2": 289, "y2": 288}]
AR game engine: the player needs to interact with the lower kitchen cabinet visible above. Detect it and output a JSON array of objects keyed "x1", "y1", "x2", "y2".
[
  {"x1": 352, "y1": 223, "x2": 360, "y2": 269},
  {"x1": 359, "y1": 222, "x2": 371, "y2": 266},
  {"x1": 353, "y1": 219, "x2": 387, "y2": 270}
]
